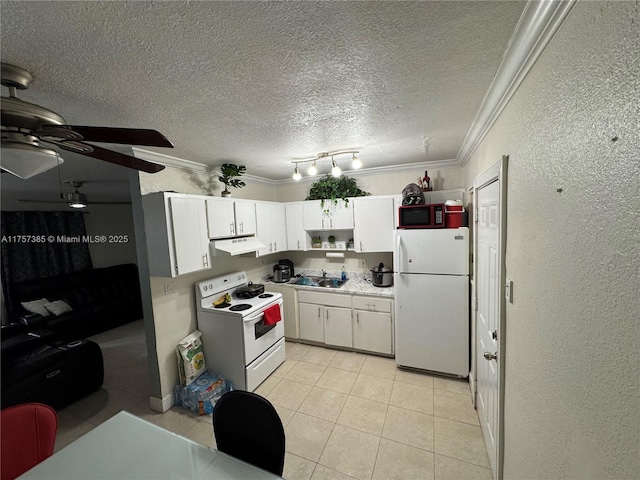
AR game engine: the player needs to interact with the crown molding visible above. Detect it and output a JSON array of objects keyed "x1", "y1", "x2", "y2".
[
  {"x1": 131, "y1": 147, "x2": 278, "y2": 185},
  {"x1": 276, "y1": 159, "x2": 459, "y2": 185},
  {"x1": 131, "y1": 147, "x2": 208, "y2": 173},
  {"x1": 457, "y1": 0, "x2": 577, "y2": 165}
]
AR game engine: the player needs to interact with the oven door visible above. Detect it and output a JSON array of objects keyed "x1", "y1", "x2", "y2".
[{"x1": 242, "y1": 298, "x2": 284, "y2": 365}]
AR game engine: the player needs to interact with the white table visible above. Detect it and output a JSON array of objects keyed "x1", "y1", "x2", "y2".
[{"x1": 18, "y1": 410, "x2": 281, "y2": 479}]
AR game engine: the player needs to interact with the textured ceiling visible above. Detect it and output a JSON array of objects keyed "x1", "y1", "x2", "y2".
[{"x1": 1, "y1": 0, "x2": 526, "y2": 196}]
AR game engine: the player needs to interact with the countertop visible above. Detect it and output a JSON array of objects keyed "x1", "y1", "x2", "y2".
[{"x1": 262, "y1": 270, "x2": 394, "y2": 298}]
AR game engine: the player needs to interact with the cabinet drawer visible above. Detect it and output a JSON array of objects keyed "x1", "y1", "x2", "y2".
[
  {"x1": 298, "y1": 291, "x2": 351, "y2": 308},
  {"x1": 352, "y1": 296, "x2": 392, "y2": 313}
]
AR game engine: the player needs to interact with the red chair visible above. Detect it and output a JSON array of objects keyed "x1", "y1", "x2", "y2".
[{"x1": 0, "y1": 403, "x2": 58, "y2": 480}]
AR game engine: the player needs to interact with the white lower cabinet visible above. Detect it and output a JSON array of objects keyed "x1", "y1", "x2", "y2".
[
  {"x1": 324, "y1": 306, "x2": 352, "y2": 347},
  {"x1": 353, "y1": 310, "x2": 393, "y2": 354},
  {"x1": 297, "y1": 290, "x2": 393, "y2": 354},
  {"x1": 353, "y1": 295, "x2": 393, "y2": 354},
  {"x1": 268, "y1": 284, "x2": 299, "y2": 339},
  {"x1": 299, "y1": 302, "x2": 324, "y2": 342}
]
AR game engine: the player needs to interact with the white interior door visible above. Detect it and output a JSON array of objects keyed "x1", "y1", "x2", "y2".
[{"x1": 475, "y1": 169, "x2": 503, "y2": 479}]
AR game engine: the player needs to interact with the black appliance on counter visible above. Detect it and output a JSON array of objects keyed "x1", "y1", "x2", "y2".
[{"x1": 278, "y1": 259, "x2": 294, "y2": 277}]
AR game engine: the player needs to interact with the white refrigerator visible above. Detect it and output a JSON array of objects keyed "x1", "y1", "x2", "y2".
[{"x1": 393, "y1": 228, "x2": 469, "y2": 376}]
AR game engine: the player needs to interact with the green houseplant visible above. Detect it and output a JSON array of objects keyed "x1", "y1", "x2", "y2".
[
  {"x1": 218, "y1": 164, "x2": 246, "y2": 197},
  {"x1": 306, "y1": 175, "x2": 370, "y2": 213}
]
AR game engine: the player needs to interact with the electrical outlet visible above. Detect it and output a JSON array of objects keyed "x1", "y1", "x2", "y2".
[
  {"x1": 359, "y1": 259, "x2": 367, "y2": 268},
  {"x1": 164, "y1": 282, "x2": 176, "y2": 295}
]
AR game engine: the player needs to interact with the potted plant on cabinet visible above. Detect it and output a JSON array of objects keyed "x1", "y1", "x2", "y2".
[
  {"x1": 311, "y1": 235, "x2": 322, "y2": 248},
  {"x1": 218, "y1": 164, "x2": 246, "y2": 197},
  {"x1": 306, "y1": 175, "x2": 370, "y2": 213},
  {"x1": 328, "y1": 235, "x2": 336, "y2": 248}
]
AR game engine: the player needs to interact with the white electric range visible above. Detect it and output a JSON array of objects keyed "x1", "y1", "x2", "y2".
[{"x1": 195, "y1": 271, "x2": 285, "y2": 392}]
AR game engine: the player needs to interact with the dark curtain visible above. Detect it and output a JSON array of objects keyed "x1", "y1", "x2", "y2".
[{"x1": 1, "y1": 211, "x2": 93, "y2": 322}]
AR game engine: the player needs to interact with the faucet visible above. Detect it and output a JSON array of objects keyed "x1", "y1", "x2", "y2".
[{"x1": 321, "y1": 269, "x2": 327, "y2": 278}]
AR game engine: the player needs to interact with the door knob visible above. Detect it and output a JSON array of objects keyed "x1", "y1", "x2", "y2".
[{"x1": 484, "y1": 352, "x2": 497, "y2": 361}]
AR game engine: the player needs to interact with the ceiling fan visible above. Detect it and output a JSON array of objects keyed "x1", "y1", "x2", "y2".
[
  {"x1": 1, "y1": 63, "x2": 173, "y2": 179},
  {"x1": 18, "y1": 180, "x2": 131, "y2": 208}
]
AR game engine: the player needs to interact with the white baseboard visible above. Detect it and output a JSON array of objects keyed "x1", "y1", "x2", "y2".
[
  {"x1": 149, "y1": 393, "x2": 174, "y2": 413},
  {"x1": 469, "y1": 372, "x2": 477, "y2": 408}
]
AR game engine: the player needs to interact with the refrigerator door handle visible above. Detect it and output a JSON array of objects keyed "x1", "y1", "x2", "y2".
[{"x1": 397, "y1": 235, "x2": 405, "y2": 275}]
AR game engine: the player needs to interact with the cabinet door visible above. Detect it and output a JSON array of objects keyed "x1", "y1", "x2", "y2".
[
  {"x1": 268, "y1": 285, "x2": 299, "y2": 339},
  {"x1": 324, "y1": 306, "x2": 352, "y2": 348},
  {"x1": 299, "y1": 303, "x2": 324, "y2": 342},
  {"x1": 271, "y1": 203, "x2": 287, "y2": 253},
  {"x1": 206, "y1": 198, "x2": 235, "y2": 238},
  {"x1": 285, "y1": 203, "x2": 306, "y2": 251},
  {"x1": 328, "y1": 200, "x2": 354, "y2": 229},
  {"x1": 353, "y1": 197, "x2": 395, "y2": 252},
  {"x1": 256, "y1": 202, "x2": 285, "y2": 256},
  {"x1": 302, "y1": 200, "x2": 324, "y2": 230},
  {"x1": 170, "y1": 197, "x2": 209, "y2": 275},
  {"x1": 235, "y1": 200, "x2": 256, "y2": 236},
  {"x1": 353, "y1": 310, "x2": 393, "y2": 354}
]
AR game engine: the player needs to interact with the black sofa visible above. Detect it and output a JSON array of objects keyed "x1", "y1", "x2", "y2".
[
  {"x1": 1, "y1": 324, "x2": 104, "y2": 410},
  {"x1": 6, "y1": 263, "x2": 143, "y2": 341}
]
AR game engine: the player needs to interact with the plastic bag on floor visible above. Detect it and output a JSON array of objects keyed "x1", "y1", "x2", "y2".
[
  {"x1": 176, "y1": 330, "x2": 206, "y2": 386},
  {"x1": 174, "y1": 372, "x2": 233, "y2": 416}
]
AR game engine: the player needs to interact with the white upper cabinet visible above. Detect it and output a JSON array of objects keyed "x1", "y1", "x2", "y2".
[
  {"x1": 141, "y1": 193, "x2": 210, "y2": 278},
  {"x1": 353, "y1": 196, "x2": 395, "y2": 252},
  {"x1": 234, "y1": 199, "x2": 257, "y2": 236},
  {"x1": 255, "y1": 201, "x2": 287, "y2": 256},
  {"x1": 206, "y1": 198, "x2": 256, "y2": 238},
  {"x1": 303, "y1": 199, "x2": 354, "y2": 230},
  {"x1": 285, "y1": 202, "x2": 306, "y2": 251}
]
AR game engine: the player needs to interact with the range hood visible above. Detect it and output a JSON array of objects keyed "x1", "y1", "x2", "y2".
[{"x1": 211, "y1": 236, "x2": 266, "y2": 256}]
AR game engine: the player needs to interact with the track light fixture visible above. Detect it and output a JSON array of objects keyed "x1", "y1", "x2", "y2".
[{"x1": 291, "y1": 149, "x2": 361, "y2": 180}]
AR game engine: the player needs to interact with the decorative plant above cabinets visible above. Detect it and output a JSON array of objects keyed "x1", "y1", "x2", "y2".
[
  {"x1": 218, "y1": 163, "x2": 246, "y2": 197},
  {"x1": 306, "y1": 175, "x2": 370, "y2": 213}
]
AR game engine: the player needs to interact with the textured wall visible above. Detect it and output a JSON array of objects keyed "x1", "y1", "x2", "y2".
[{"x1": 463, "y1": 2, "x2": 639, "y2": 478}]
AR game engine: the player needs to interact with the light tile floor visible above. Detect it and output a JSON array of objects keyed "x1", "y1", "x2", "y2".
[{"x1": 55, "y1": 320, "x2": 491, "y2": 480}]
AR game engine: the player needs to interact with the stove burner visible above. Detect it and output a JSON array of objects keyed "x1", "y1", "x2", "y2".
[
  {"x1": 214, "y1": 302, "x2": 231, "y2": 309},
  {"x1": 258, "y1": 293, "x2": 274, "y2": 298},
  {"x1": 229, "y1": 304, "x2": 252, "y2": 312}
]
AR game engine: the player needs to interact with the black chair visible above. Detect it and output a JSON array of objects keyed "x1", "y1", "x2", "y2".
[{"x1": 213, "y1": 390, "x2": 285, "y2": 476}]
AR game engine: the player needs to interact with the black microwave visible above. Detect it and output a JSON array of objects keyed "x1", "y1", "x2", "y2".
[{"x1": 398, "y1": 204, "x2": 445, "y2": 229}]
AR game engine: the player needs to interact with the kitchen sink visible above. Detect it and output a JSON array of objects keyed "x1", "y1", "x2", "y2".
[
  {"x1": 317, "y1": 278, "x2": 345, "y2": 288},
  {"x1": 293, "y1": 276, "x2": 345, "y2": 288}
]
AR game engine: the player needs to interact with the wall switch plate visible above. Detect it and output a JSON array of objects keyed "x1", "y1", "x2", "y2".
[
  {"x1": 359, "y1": 259, "x2": 367, "y2": 268},
  {"x1": 505, "y1": 278, "x2": 513, "y2": 303},
  {"x1": 164, "y1": 282, "x2": 176, "y2": 295}
]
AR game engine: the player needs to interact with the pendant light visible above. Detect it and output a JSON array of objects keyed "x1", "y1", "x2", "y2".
[
  {"x1": 307, "y1": 160, "x2": 318, "y2": 176},
  {"x1": 351, "y1": 153, "x2": 362, "y2": 169},
  {"x1": 292, "y1": 164, "x2": 302, "y2": 181},
  {"x1": 331, "y1": 157, "x2": 342, "y2": 177}
]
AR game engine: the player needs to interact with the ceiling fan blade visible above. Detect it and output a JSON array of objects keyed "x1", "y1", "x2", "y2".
[
  {"x1": 18, "y1": 199, "x2": 131, "y2": 205},
  {"x1": 54, "y1": 141, "x2": 165, "y2": 173},
  {"x1": 59, "y1": 126, "x2": 173, "y2": 148}
]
